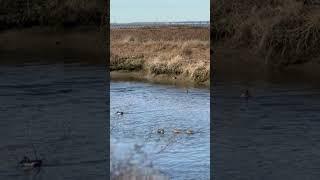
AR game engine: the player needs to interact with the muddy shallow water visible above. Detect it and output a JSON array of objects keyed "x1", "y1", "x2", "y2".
[{"x1": 110, "y1": 81, "x2": 210, "y2": 180}]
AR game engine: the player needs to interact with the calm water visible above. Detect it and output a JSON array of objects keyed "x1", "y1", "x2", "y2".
[
  {"x1": 0, "y1": 63, "x2": 107, "y2": 180},
  {"x1": 110, "y1": 81, "x2": 210, "y2": 179},
  {"x1": 213, "y1": 79, "x2": 320, "y2": 180}
]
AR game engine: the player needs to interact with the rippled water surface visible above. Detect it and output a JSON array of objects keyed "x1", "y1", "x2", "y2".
[
  {"x1": 213, "y1": 79, "x2": 320, "y2": 180},
  {"x1": 0, "y1": 63, "x2": 107, "y2": 180},
  {"x1": 111, "y1": 81, "x2": 210, "y2": 180}
]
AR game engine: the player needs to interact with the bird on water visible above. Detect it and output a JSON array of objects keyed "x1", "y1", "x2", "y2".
[
  {"x1": 19, "y1": 156, "x2": 42, "y2": 169},
  {"x1": 116, "y1": 111, "x2": 124, "y2": 115},
  {"x1": 157, "y1": 128, "x2": 165, "y2": 134},
  {"x1": 240, "y1": 89, "x2": 251, "y2": 99}
]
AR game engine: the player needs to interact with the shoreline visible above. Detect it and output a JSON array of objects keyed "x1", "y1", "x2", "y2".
[{"x1": 111, "y1": 71, "x2": 209, "y2": 89}]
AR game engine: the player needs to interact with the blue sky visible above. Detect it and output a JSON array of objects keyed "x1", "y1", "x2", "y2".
[{"x1": 110, "y1": 0, "x2": 209, "y2": 23}]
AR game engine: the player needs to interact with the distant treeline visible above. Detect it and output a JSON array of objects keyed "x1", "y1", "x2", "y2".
[{"x1": 0, "y1": 0, "x2": 105, "y2": 30}]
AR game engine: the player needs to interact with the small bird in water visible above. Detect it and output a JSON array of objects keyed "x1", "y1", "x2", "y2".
[
  {"x1": 116, "y1": 111, "x2": 124, "y2": 115},
  {"x1": 185, "y1": 129, "x2": 194, "y2": 135},
  {"x1": 157, "y1": 128, "x2": 165, "y2": 134},
  {"x1": 240, "y1": 89, "x2": 251, "y2": 99},
  {"x1": 19, "y1": 156, "x2": 42, "y2": 170},
  {"x1": 172, "y1": 128, "x2": 183, "y2": 134}
]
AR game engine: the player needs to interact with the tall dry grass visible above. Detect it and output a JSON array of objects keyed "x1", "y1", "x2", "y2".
[
  {"x1": 110, "y1": 27, "x2": 210, "y2": 84},
  {"x1": 213, "y1": 0, "x2": 320, "y2": 67}
]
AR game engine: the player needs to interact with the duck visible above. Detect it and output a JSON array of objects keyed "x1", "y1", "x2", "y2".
[
  {"x1": 19, "y1": 156, "x2": 42, "y2": 169},
  {"x1": 185, "y1": 129, "x2": 194, "y2": 135},
  {"x1": 157, "y1": 128, "x2": 165, "y2": 134},
  {"x1": 172, "y1": 128, "x2": 183, "y2": 134},
  {"x1": 240, "y1": 89, "x2": 251, "y2": 99},
  {"x1": 116, "y1": 111, "x2": 124, "y2": 115}
]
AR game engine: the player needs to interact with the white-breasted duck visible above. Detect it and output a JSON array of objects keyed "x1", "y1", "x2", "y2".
[
  {"x1": 19, "y1": 156, "x2": 42, "y2": 169},
  {"x1": 116, "y1": 111, "x2": 124, "y2": 115}
]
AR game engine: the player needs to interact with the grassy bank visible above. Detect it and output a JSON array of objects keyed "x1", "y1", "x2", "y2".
[
  {"x1": 213, "y1": 0, "x2": 320, "y2": 68},
  {"x1": 110, "y1": 27, "x2": 210, "y2": 85}
]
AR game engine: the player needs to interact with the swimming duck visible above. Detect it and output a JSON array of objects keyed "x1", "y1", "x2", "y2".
[
  {"x1": 157, "y1": 128, "x2": 165, "y2": 134},
  {"x1": 240, "y1": 89, "x2": 251, "y2": 99},
  {"x1": 185, "y1": 129, "x2": 194, "y2": 135},
  {"x1": 116, "y1": 111, "x2": 124, "y2": 115},
  {"x1": 172, "y1": 128, "x2": 183, "y2": 134},
  {"x1": 19, "y1": 156, "x2": 42, "y2": 169}
]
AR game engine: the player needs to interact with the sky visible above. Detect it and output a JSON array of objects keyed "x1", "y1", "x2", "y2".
[{"x1": 110, "y1": 0, "x2": 209, "y2": 23}]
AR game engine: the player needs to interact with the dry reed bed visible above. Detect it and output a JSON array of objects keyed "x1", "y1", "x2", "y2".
[
  {"x1": 110, "y1": 27, "x2": 210, "y2": 84},
  {"x1": 212, "y1": 0, "x2": 320, "y2": 67}
]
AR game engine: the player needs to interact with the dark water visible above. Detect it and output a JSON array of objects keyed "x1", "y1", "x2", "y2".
[
  {"x1": 213, "y1": 79, "x2": 320, "y2": 180},
  {"x1": 111, "y1": 81, "x2": 210, "y2": 180},
  {"x1": 0, "y1": 63, "x2": 107, "y2": 180}
]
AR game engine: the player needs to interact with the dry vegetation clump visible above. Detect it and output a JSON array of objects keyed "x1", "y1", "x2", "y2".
[
  {"x1": 110, "y1": 27, "x2": 210, "y2": 84},
  {"x1": 213, "y1": 0, "x2": 320, "y2": 67},
  {"x1": 190, "y1": 63, "x2": 210, "y2": 82},
  {"x1": 110, "y1": 54, "x2": 145, "y2": 71}
]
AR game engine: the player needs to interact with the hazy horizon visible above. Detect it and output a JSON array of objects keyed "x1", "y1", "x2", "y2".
[
  {"x1": 111, "y1": 0, "x2": 209, "y2": 23},
  {"x1": 110, "y1": 20, "x2": 209, "y2": 24}
]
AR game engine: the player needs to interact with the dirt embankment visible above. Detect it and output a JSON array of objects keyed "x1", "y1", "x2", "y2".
[
  {"x1": 110, "y1": 27, "x2": 210, "y2": 85},
  {"x1": 212, "y1": 0, "x2": 320, "y2": 70}
]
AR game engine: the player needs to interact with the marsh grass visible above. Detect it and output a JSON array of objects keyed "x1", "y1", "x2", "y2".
[
  {"x1": 213, "y1": 0, "x2": 320, "y2": 67},
  {"x1": 111, "y1": 27, "x2": 210, "y2": 84},
  {"x1": 110, "y1": 54, "x2": 145, "y2": 71}
]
